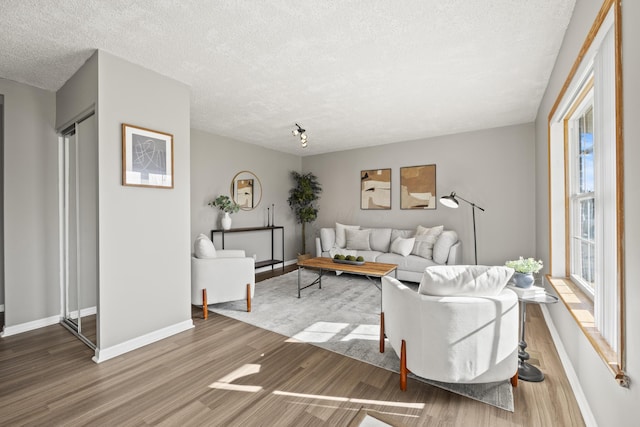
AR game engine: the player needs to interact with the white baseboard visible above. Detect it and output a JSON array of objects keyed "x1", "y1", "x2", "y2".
[
  {"x1": 255, "y1": 258, "x2": 297, "y2": 274},
  {"x1": 1, "y1": 314, "x2": 61, "y2": 337},
  {"x1": 92, "y1": 319, "x2": 194, "y2": 363},
  {"x1": 541, "y1": 306, "x2": 597, "y2": 427},
  {"x1": 67, "y1": 306, "x2": 97, "y2": 319},
  {"x1": 0, "y1": 304, "x2": 4, "y2": 312}
]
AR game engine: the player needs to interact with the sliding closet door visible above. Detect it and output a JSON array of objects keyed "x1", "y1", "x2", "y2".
[{"x1": 61, "y1": 113, "x2": 98, "y2": 348}]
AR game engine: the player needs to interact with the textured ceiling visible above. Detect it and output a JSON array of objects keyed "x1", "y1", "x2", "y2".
[{"x1": 0, "y1": 0, "x2": 575, "y2": 156}]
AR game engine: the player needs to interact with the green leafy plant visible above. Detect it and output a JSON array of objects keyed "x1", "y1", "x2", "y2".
[
  {"x1": 208, "y1": 195, "x2": 240, "y2": 214},
  {"x1": 505, "y1": 257, "x2": 544, "y2": 274},
  {"x1": 287, "y1": 171, "x2": 322, "y2": 255}
]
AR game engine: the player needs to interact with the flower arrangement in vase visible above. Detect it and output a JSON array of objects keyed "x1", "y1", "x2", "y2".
[
  {"x1": 208, "y1": 195, "x2": 240, "y2": 230},
  {"x1": 505, "y1": 257, "x2": 544, "y2": 288}
]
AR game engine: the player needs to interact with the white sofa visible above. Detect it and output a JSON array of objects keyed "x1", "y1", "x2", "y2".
[
  {"x1": 381, "y1": 265, "x2": 519, "y2": 389},
  {"x1": 315, "y1": 224, "x2": 462, "y2": 282}
]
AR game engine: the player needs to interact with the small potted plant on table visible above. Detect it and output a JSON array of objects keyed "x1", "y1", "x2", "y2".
[
  {"x1": 209, "y1": 195, "x2": 240, "y2": 230},
  {"x1": 505, "y1": 257, "x2": 544, "y2": 288}
]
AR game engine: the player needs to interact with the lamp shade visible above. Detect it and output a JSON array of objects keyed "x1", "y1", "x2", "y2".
[{"x1": 439, "y1": 192, "x2": 459, "y2": 209}]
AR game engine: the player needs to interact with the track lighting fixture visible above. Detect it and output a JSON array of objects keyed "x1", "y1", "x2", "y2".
[{"x1": 292, "y1": 123, "x2": 308, "y2": 148}]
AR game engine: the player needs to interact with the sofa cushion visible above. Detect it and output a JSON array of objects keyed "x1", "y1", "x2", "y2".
[
  {"x1": 433, "y1": 230, "x2": 459, "y2": 264},
  {"x1": 369, "y1": 228, "x2": 392, "y2": 252},
  {"x1": 356, "y1": 250, "x2": 383, "y2": 262},
  {"x1": 390, "y1": 236, "x2": 415, "y2": 257},
  {"x1": 418, "y1": 265, "x2": 515, "y2": 297},
  {"x1": 391, "y1": 229, "x2": 415, "y2": 242},
  {"x1": 194, "y1": 233, "x2": 216, "y2": 258},
  {"x1": 411, "y1": 225, "x2": 444, "y2": 259},
  {"x1": 320, "y1": 228, "x2": 336, "y2": 251},
  {"x1": 336, "y1": 222, "x2": 360, "y2": 248},
  {"x1": 346, "y1": 228, "x2": 371, "y2": 250}
]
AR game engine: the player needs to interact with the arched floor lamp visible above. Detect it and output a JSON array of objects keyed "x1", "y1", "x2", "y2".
[{"x1": 439, "y1": 192, "x2": 485, "y2": 265}]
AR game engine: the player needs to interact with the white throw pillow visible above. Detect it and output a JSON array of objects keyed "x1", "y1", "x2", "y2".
[
  {"x1": 390, "y1": 236, "x2": 415, "y2": 257},
  {"x1": 411, "y1": 225, "x2": 444, "y2": 259},
  {"x1": 335, "y1": 222, "x2": 360, "y2": 248},
  {"x1": 194, "y1": 233, "x2": 217, "y2": 258},
  {"x1": 346, "y1": 228, "x2": 371, "y2": 251},
  {"x1": 418, "y1": 265, "x2": 514, "y2": 297},
  {"x1": 432, "y1": 230, "x2": 459, "y2": 264}
]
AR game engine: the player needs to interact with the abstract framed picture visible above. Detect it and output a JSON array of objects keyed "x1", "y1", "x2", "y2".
[
  {"x1": 122, "y1": 124, "x2": 174, "y2": 188},
  {"x1": 400, "y1": 164, "x2": 436, "y2": 209},
  {"x1": 361, "y1": 168, "x2": 391, "y2": 210}
]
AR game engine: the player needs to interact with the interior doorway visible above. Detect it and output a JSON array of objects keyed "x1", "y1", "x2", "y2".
[{"x1": 59, "y1": 112, "x2": 98, "y2": 349}]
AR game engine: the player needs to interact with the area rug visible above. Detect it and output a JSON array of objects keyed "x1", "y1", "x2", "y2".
[{"x1": 209, "y1": 270, "x2": 514, "y2": 412}]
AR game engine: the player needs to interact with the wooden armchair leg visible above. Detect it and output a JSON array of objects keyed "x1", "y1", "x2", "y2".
[
  {"x1": 511, "y1": 372, "x2": 518, "y2": 387},
  {"x1": 400, "y1": 339, "x2": 408, "y2": 391},
  {"x1": 202, "y1": 289, "x2": 208, "y2": 320},
  {"x1": 379, "y1": 312, "x2": 385, "y2": 353},
  {"x1": 246, "y1": 283, "x2": 252, "y2": 312}
]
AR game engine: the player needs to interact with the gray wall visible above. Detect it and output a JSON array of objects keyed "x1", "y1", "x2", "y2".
[
  {"x1": 190, "y1": 129, "x2": 301, "y2": 262},
  {"x1": 303, "y1": 123, "x2": 535, "y2": 266},
  {"x1": 96, "y1": 51, "x2": 192, "y2": 350},
  {"x1": 0, "y1": 78, "x2": 58, "y2": 326},
  {"x1": 56, "y1": 51, "x2": 97, "y2": 129},
  {"x1": 0, "y1": 96, "x2": 3, "y2": 310},
  {"x1": 534, "y1": 1, "x2": 640, "y2": 425}
]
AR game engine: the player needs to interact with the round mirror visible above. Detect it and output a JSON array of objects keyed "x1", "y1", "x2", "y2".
[{"x1": 230, "y1": 170, "x2": 262, "y2": 210}]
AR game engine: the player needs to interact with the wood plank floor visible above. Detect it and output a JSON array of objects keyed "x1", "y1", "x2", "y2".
[{"x1": 0, "y1": 267, "x2": 585, "y2": 426}]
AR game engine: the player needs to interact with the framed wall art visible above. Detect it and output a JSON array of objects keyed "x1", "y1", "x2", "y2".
[
  {"x1": 400, "y1": 164, "x2": 436, "y2": 209},
  {"x1": 361, "y1": 168, "x2": 391, "y2": 210},
  {"x1": 122, "y1": 123, "x2": 174, "y2": 188}
]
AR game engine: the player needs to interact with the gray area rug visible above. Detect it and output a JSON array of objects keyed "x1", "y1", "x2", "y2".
[{"x1": 209, "y1": 270, "x2": 514, "y2": 412}]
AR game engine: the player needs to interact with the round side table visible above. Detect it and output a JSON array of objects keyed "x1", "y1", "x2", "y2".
[{"x1": 517, "y1": 292, "x2": 559, "y2": 382}]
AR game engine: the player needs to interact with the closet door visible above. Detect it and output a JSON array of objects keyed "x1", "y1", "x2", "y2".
[{"x1": 61, "y1": 113, "x2": 98, "y2": 349}]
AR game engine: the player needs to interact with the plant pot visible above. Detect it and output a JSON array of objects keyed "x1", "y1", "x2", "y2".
[
  {"x1": 221, "y1": 212, "x2": 232, "y2": 230},
  {"x1": 512, "y1": 272, "x2": 534, "y2": 288}
]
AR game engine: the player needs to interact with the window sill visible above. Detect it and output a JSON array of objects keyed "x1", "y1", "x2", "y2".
[{"x1": 545, "y1": 275, "x2": 628, "y2": 387}]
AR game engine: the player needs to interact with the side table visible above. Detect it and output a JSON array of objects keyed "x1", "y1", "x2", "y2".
[{"x1": 518, "y1": 292, "x2": 559, "y2": 382}]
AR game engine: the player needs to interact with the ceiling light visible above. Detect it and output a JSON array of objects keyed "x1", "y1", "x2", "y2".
[{"x1": 292, "y1": 123, "x2": 309, "y2": 148}]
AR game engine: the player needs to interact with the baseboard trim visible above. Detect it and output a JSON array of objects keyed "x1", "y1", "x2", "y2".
[
  {"x1": 541, "y1": 305, "x2": 597, "y2": 427},
  {"x1": 92, "y1": 319, "x2": 194, "y2": 363},
  {"x1": 67, "y1": 306, "x2": 97, "y2": 319},
  {"x1": 255, "y1": 258, "x2": 297, "y2": 274},
  {"x1": 1, "y1": 314, "x2": 61, "y2": 337},
  {"x1": 0, "y1": 304, "x2": 4, "y2": 312}
]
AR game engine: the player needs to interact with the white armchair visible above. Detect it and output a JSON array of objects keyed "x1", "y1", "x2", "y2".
[
  {"x1": 191, "y1": 234, "x2": 255, "y2": 317},
  {"x1": 380, "y1": 265, "x2": 519, "y2": 390}
]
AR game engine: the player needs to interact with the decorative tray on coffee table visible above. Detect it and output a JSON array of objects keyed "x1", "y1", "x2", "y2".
[{"x1": 332, "y1": 258, "x2": 365, "y2": 266}]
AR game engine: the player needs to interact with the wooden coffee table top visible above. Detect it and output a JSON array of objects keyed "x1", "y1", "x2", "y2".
[{"x1": 297, "y1": 257, "x2": 397, "y2": 277}]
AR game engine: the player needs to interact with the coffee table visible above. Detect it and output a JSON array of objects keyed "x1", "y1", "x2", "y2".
[{"x1": 296, "y1": 257, "x2": 398, "y2": 298}]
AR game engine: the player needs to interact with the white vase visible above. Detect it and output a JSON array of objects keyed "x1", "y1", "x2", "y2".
[{"x1": 221, "y1": 212, "x2": 232, "y2": 230}]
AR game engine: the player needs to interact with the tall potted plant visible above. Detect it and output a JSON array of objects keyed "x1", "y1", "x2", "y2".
[{"x1": 287, "y1": 171, "x2": 322, "y2": 258}]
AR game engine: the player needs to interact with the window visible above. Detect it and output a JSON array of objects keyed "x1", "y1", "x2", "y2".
[
  {"x1": 547, "y1": 0, "x2": 626, "y2": 386},
  {"x1": 569, "y1": 95, "x2": 595, "y2": 294}
]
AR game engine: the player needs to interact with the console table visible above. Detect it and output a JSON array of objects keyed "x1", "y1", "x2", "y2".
[{"x1": 211, "y1": 226, "x2": 285, "y2": 271}]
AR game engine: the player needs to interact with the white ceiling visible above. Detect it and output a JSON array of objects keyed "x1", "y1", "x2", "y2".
[{"x1": 0, "y1": 0, "x2": 575, "y2": 156}]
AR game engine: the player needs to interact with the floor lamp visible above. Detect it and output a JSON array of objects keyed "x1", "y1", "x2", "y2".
[{"x1": 439, "y1": 192, "x2": 485, "y2": 265}]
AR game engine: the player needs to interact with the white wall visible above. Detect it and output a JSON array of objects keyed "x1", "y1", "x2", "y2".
[
  {"x1": 303, "y1": 123, "x2": 535, "y2": 266},
  {"x1": 96, "y1": 51, "x2": 192, "y2": 352},
  {"x1": 190, "y1": 129, "x2": 301, "y2": 262},
  {"x1": 0, "y1": 78, "x2": 58, "y2": 327},
  {"x1": 534, "y1": 1, "x2": 640, "y2": 425}
]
